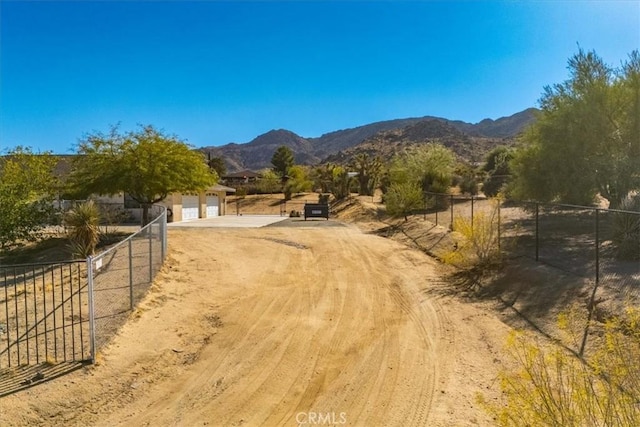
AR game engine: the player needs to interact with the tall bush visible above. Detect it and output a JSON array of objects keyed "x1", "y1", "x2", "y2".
[
  {"x1": 0, "y1": 147, "x2": 58, "y2": 249},
  {"x1": 385, "y1": 182, "x2": 424, "y2": 221}
]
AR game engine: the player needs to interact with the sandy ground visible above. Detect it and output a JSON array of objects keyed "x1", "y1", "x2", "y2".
[{"x1": 0, "y1": 218, "x2": 512, "y2": 426}]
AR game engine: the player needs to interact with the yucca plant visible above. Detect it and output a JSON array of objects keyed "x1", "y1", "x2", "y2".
[
  {"x1": 612, "y1": 194, "x2": 640, "y2": 260},
  {"x1": 65, "y1": 200, "x2": 100, "y2": 257}
]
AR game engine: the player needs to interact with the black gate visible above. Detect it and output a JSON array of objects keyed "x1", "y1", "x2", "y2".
[{"x1": 0, "y1": 261, "x2": 91, "y2": 369}]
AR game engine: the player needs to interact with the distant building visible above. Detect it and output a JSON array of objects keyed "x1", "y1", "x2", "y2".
[{"x1": 221, "y1": 170, "x2": 261, "y2": 186}]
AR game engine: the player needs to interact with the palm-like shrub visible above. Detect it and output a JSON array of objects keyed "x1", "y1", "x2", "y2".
[
  {"x1": 612, "y1": 194, "x2": 640, "y2": 260},
  {"x1": 65, "y1": 200, "x2": 100, "y2": 257}
]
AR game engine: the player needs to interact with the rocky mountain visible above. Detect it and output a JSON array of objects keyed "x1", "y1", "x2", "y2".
[
  {"x1": 202, "y1": 129, "x2": 320, "y2": 173},
  {"x1": 446, "y1": 108, "x2": 538, "y2": 138},
  {"x1": 201, "y1": 108, "x2": 537, "y2": 172},
  {"x1": 323, "y1": 119, "x2": 513, "y2": 165}
]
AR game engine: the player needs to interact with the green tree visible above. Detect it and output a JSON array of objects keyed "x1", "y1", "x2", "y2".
[
  {"x1": 69, "y1": 125, "x2": 217, "y2": 225},
  {"x1": 510, "y1": 49, "x2": 640, "y2": 207},
  {"x1": 0, "y1": 147, "x2": 59, "y2": 249},
  {"x1": 313, "y1": 164, "x2": 336, "y2": 194},
  {"x1": 482, "y1": 146, "x2": 513, "y2": 197},
  {"x1": 388, "y1": 143, "x2": 456, "y2": 193},
  {"x1": 350, "y1": 153, "x2": 384, "y2": 196},
  {"x1": 271, "y1": 145, "x2": 295, "y2": 178},
  {"x1": 256, "y1": 169, "x2": 281, "y2": 194},
  {"x1": 207, "y1": 155, "x2": 227, "y2": 178},
  {"x1": 330, "y1": 165, "x2": 352, "y2": 200},
  {"x1": 384, "y1": 182, "x2": 424, "y2": 221},
  {"x1": 285, "y1": 165, "x2": 313, "y2": 199}
]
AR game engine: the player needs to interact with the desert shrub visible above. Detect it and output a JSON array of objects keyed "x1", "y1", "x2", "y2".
[
  {"x1": 65, "y1": 200, "x2": 100, "y2": 257},
  {"x1": 482, "y1": 174, "x2": 509, "y2": 198},
  {"x1": 236, "y1": 187, "x2": 247, "y2": 198},
  {"x1": 422, "y1": 172, "x2": 450, "y2": 195},
  {"x1": 318, "y1": 193, "x2": 330, "y2": 204},
  {"x1": 96, "y1": 204, "x2": 129, "y2": 247},
  {"x1": 384, "y1": 182, "x2": 424, "y2": 221},
  {"x1": 482, "y1": 306, "x2": 640, "y2": 426},
  {"x1": 611, "y1": 193, "x2": 640, "y2": 260},
  {"x1": 459, "y1": 174, "x2": 479, "y2": 196},
  {"x1": 256, "y1": 169, "x2": 282, "y2": 194},
  {"x1": 482, "y1": 146, "x2": 513, "y2": 197},
  {"x1": 445, "y1": 199, "x2": 501, "y2": 268}
]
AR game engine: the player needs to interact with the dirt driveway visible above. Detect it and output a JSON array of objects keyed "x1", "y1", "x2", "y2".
[{"x1": 0, "y1": 225, "x2": 511, "y2": 426}]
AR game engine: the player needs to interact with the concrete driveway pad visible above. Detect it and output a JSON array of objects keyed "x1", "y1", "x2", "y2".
[{"x1": 167, "y1": 215, "x2": 288, "y2": 228}]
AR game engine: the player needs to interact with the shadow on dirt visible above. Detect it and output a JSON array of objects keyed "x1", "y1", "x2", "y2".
[{"x1": 0, "y1": 361, "x2": 87, "y2": 398}]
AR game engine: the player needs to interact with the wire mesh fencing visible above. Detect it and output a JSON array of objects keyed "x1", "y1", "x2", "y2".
[
  {"x1": 88, "y1": 206, "x2": 167, "y2": 356},
  {"x1": 422, "y1": 192, "x2": 499, "y2": 231},
  {"x1": 422, "y1": 192, "x2": 640, "y2": 302}
]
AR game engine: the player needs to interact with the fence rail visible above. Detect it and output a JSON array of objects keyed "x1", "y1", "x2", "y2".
[{"x1": 0, "y1": 206, "x2": 167, "y2": 370}]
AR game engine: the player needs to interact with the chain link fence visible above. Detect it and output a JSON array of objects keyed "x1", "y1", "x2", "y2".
[
  {"x1": 88, "y1": 206, "x2": 167, "y2": 357},
  {"x1": 499, "y1": 202, "x2": 640, "y2": 298},
  {"x1": 1, "y1": 206, "x2": 168, "y2": 372},
  {"x1": 420, "y1": 192, "x2": 640, "y2": 356},
  {"x1": 422, "y1": 192, "x2": 640, "y2": 302}
]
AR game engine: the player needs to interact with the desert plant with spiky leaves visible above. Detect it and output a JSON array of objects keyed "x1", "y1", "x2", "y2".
[{"x1": 65, "y1": 200, "x2": 100, "y2": 257}]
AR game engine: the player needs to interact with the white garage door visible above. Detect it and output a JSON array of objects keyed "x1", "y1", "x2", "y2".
[
  {"x1": 182, "y1": 195, "x2": 199, "y2": 221},
  {"x1": 206, "y1": 195, "x2": 219, "y2": 218}
]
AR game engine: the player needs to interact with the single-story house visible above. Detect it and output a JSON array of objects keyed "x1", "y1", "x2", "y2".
[
  {"x1": 92, "y1": 184, "x2": 236, "y2": 223},
  {"x1": 221, "y1": 170, "x2": 261, "y2": 186}
]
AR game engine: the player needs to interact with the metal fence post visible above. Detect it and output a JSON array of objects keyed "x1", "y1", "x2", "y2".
[
  {"x1": 148, "y1": 226, "x2": 153, "y2": 282},
  {"x1": 161, "y1": 211, "x2": 167, "y2": 261},
  {"x1": 595, "y1": 209, "x2": 600, "y2": 284},
  {"x1": 470, "y1": 195, "x2": 474, "y2": 232},
  {"x1": 435, "y1": 194, "x2": 439, "y2": 226},
  {"x1": 87, "y1": 256, "x2": 96, "y2": 364},
  {"x1": 450, "y1": 194, "x2": 454, "y2": 229},
  {"x1": 129, "y1": 238, "x2": 134, "y2": 310},
  {"x1": 423, "y1": 194, "x2": 426, "y2": 220},
  {"x1": 497, "y1": 200, "x2": 502, "y2": 251},
  {"x1": 535, "y1": 202, "x2": 539, "y2": 261}
]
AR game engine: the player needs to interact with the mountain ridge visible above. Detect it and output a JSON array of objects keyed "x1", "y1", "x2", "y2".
[{"x1": 202, "y1": 108, "x2": 537, "y2": 172}]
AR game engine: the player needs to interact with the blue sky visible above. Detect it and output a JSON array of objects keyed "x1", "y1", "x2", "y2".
[{"x1": 1, "y1": 1, "x2": 639, "y2": 154}]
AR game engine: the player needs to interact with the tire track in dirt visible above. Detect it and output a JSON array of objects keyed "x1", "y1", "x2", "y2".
[{"x1": 2, "y1": 227, "x2": 461, "y2": 427}]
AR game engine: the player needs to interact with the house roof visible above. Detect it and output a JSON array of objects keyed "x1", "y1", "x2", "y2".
[{"x1": 222, "y1": 169, "x2": 261, "y2": 179}]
